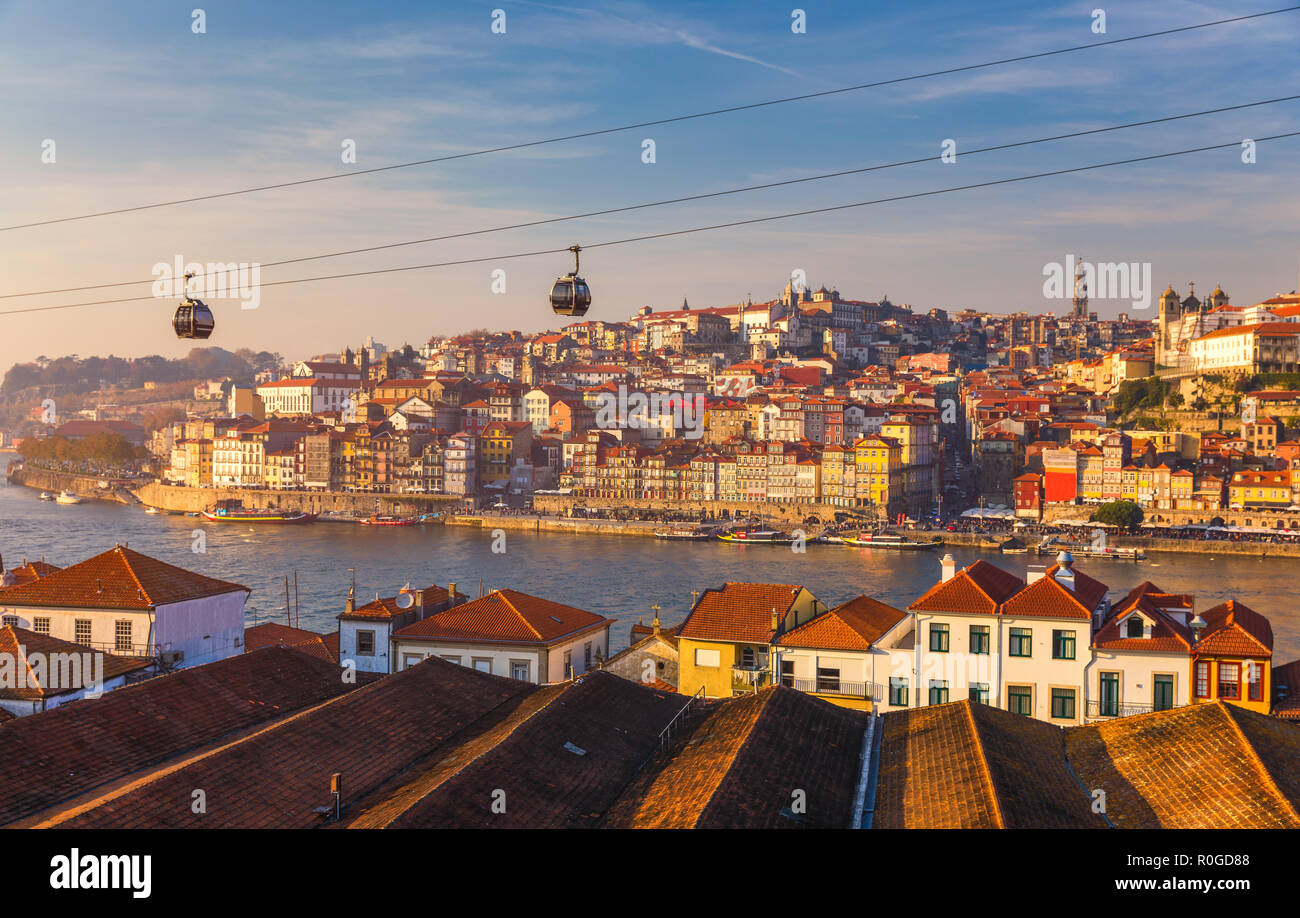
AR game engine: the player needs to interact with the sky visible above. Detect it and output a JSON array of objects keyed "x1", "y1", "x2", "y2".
[{"x1": 1, "y1": 0, "x2": 1298, "y2": 372}]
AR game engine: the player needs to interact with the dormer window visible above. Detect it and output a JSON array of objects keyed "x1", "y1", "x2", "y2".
[{"x1": 1126, "y1": 617, "x2": 1143, "y2": 639}]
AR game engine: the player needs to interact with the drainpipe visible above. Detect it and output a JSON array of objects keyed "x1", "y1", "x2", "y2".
[
  {"x1": 994, "y1": 607, "x2": 1003, "y2": 708},
  {"x1": 913, "y1": 613, "x2": 924, "y2": 708}
]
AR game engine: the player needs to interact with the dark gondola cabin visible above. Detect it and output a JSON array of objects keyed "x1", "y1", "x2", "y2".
[
  {"x1": 173, "y1": 297, "x2": 215, "y2": 339},
  {"x1": 550, "y1": 244, "x2": 591, "y2": 317}
]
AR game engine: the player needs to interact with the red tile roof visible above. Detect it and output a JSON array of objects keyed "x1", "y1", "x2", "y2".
[
  {"x1": 908, "y1": 560, "x2": 1024, "y2": 616},
  {"x1": 0, "y1": 626, "x2": 152, "y2": 701},
  {"x1": 775, "y1": 595, "x2": 906, "y2": 651},
  {"x1": 1000, "y1": 567, "x2": 1103, "y2": 621},
  {"x1": 604, "y1": 685, "x2": 869, "y2": 828},
  {"x1": 1195, "y1": 600, "x2": 1273, "y2": 658},
  {"x1": 244, "y1": 622, "x2": 338, "y2": 663},
  {"x1": 393, "y1": 589, "x2": 610, "y2": 646},
  {"x1": 0, "y1": 647, "x2": 357, "y2": 827},
  {"x1": 0, "y1": 546, "x2": 248, "y2": 610},
  {"x1": 676, "y1": 583, "x2": 807, "y2": 644},
  {"x1": 341, "y1": 584, "x2": 450, "y2": 621},
  {"x1": 0, "y1": 560, "x2": 61, "y2": 589},
  {"x1": 1273, "y1": 659, "x2": 1300, "y2": 720}
]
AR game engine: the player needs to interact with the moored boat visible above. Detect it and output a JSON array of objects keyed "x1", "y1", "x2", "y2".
[
  {"x1": 360, "y1": 515, "x2": 418, "y2": 526},
  {"x1": 655, "y1": 526, "x2": 715, "y2": 540},
  {"x1": 38, "y1": 491, "x2": 55, "y2": 501},
  {"x1": 717, "y1": 529, "x2": 798, "y2": 544},
  {"x1": 55, "y1": 490, "x2": 84, "y2": 505},
  {"x1": 841, "y1": 530, "x2": 937, "y2": 550}
]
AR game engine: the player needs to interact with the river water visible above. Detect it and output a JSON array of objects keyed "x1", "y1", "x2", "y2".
[{"x1": 2, "y1": 455, "x2": 1296, "y2": 661}]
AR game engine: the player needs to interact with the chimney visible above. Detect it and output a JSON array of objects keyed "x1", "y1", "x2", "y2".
[
  {"x1": 651, "y1": 605, "x2": 661, "y2": 636},
  {"x1": 415, "y1": 587, "x2": 424, "y2": 617},
  {"x1": 940, "y1": 553, "x2": 956, "y2": 582},
  {"x1": 447, "y1": 582, "x2": 457, "y2": 605},
  {"x1": 771, "y1": 607, "x2": 781, "y2": 635},
  {"x1": 344, "y1": 584, "x2": 355, "y2": 615},
  {"x1": 1054, "y1": 550, "x2": 1075, "y2": 591}
]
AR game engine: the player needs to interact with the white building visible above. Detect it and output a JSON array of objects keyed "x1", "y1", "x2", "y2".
[
  {"x1": 257, "y1": 377, "x2": 358, "y2": 417},
  {"x1": 0, "y1": 545, "x2": 249, "y2": 671},
  {"x1": 336, "y1": 583, "x2": 459, "y2": 674},
  {"x1": 392, "y1": 589, "x2": 612, "y2": 683}
]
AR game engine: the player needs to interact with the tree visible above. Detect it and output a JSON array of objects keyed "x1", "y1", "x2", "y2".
[{"x1": 1093, "y1": 500, "x2": 1143, "y2": 531}]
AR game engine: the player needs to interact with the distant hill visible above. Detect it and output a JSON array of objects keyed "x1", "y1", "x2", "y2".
[{"x1": 1, "y1": 347, "x2": 282, "y2": 396}]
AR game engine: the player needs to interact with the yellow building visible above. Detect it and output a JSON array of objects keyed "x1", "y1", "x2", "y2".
[
  {"x1": 1228, "y1": 470, "x2": 1292, "y2": 510},
  {"x1": 676, "y1": 583, "x2": 821, "y2": 699},
  {"x1": 853, "y1": 435, "x2": 902, "y2": 513},
  {"x1": 1191, "y1": 600, "x2": 1273, "y2": 715},
  {"x1": 182, "y1": 438, "x2": 213, "y2": 488}
]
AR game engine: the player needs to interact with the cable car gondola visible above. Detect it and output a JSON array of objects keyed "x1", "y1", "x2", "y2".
[
  {"x1": 550, "y1": 244, "x2": 591, "y2": 317},
  {"x1": 172, "y1": 271, "x2": 215, "y2": 339}
]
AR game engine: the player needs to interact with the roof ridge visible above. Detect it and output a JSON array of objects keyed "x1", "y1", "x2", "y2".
[
  {"x1": 114, "y1": 546, "x2": 153, "y2": 605},
  {"x1": 1216, "y1": 702, "x2": 1300, "y2": 827},
  {"x1": 497, "y1": 590, "x2": 544, "y2": 641},
  {"x1": 961, "y1": 701, "x2": 1006, "y2": 829}
]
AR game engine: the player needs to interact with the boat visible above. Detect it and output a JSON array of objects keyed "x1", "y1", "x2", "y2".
[
  {"x1": 717, "y1": 529, "x2": 798, "y2": 544},
  {"x1": 654, "y1": 526, "x2": 715, "y2": 540},
  {"x1": 144, "y1": 506, "x2": 162, "y2": 515},
  {"x1": 55, "y1": 490, "x2": 84, "y2": 505},
  {"x1": 38, "y1": 491, "x2": 55, "y2": 501},
  {"x1": 359, "y1": 515, "x2": 418, "y2": 526},
  {"x1": 841, "y1": 530, "x2": 938, "y2": 550},
  {"x1": 200, "y1": 499, "x2": 315, "y2": 523}
]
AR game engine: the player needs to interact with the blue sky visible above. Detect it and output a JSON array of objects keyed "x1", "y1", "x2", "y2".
[{"x1": 1, "y1": 0, "x2": 1298, "y2": 371}]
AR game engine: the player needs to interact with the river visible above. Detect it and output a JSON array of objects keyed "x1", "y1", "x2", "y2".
[{"x1": 1, "y1": 455, "x2": 1296, "y2": 661}]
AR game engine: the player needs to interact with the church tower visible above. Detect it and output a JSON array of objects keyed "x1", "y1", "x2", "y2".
[
  {"x1": 1072, "y1": 260, "x2": 1088, "y2": 320},
  {"x1": 1156, "y1": 285, "x2": 1180, "y2": 367}
]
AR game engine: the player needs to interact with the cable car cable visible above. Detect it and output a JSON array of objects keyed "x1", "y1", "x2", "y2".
[
  {"x1": 1, "y1": 4, "x2": 1296, "y2": 233},
  {"x1": 1, "y1": 128, "x2": 1297, "y2": 318},
  {"x1": 4, "y1": 93, "x2": 1297, "y2": 300}
]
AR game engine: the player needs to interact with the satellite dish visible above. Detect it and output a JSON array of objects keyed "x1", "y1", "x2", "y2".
[{"x1": 396, "y1": 591, "x2": 415, "y2": 610}]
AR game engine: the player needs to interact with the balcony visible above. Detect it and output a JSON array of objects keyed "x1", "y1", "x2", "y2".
[
  {"x1": 782, "y1": 676, "x2": 883, "y2": 701},
  {"x1": 1087, "y1": 699, "x2": 1182, "y2": 719},
  {"x1": 731, "y1": 663, "x2": 770, "y2": 691}
]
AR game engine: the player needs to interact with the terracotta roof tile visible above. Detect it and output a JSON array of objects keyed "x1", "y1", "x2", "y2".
[
  {"x1": 0, "y1": 546, "x2": 247, "y2": 610},
  {"x1": 874, "y1": 700, "x2": 1103, "y2": 828},
  {"x1": 775, "y1": 595, "x2": 906, "y2": 651},
  {"x1": 1195, "y1": 600, "x2": 1273, "y2": 657},
  {"x1": 394, "y1": 589, "x2": 610, "y2": 646},
  {"x1": 676, "y1": 583, "x2": 806, "y2": 644},
  {"x1": 0, "y1": 626, "x2": 151, "y2": 700},
  {"x1": 1273, "y1": 659, "x2": 1300, "y2": 720},
  {"x1": 0, "y1": 647, "x2": 356, "y2": 827},
  {"x1": 908, "y1": 560, "x2": 1024, "y2": 616},
  {"x1": 604, "y1": 685, "x2": 868, "y2": 828},
  {"x1": 1066, "y1": 702, "x2": 1300, "y2": 828}
]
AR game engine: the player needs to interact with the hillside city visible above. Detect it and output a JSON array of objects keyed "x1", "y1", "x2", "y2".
[{"x1": 3, "y1": 273, "x2": 1300, "y2": 830}]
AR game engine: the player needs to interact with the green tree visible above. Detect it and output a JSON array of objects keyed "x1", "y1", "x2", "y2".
[{"x1": 1093, "y1": 500, "x2": 1144, "y2": 531}]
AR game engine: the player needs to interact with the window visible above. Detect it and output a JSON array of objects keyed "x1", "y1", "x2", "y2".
[
  {"x1": 563, "y1": 649, "x2": 573, "y2": 677},
  {"x1": 1009, "y1": 627, "x2": 1032, "y2": 657},
  {"x1": 1246, "y1": 662, "x2": 1264, "y2": 702},
  {"x1": 889, "y1": 676, "x2": 909, "y2": 707},
  {"x1": 510, "y1": 660, "x2": 530, "y2": 681},
  {"x1": 1051, "y1": 688, "x2": 1076, "y2": 720},
  {"x1": 929, "y1": 623, "x2": 949, "y2": 653},
  {"x1": 584, "y1": 642, "x2": 593, "y2": 669},
  {"x1": 1052, "y1": 630, "x2": 1076, "y2": 660},
  {"x1": 114, "y1": 619, "x2": 133, "y2": 652},
  {"x1": 929, "y1": 680, "x2": 949, "y2": 705},
  {"x1": 1195, "y1": 661, "x2": 1210, "y2": 698},
  {"x1": 1008, "y1": 685, "x2": 1033, "y2": 716},
  {"x1": 969, "y1": 683, "x2": 989, "y2": 704},
  {"x1": 1126, "y1": 617, "x2": 1144, "y2": 639},
  {"x1": 33, "y1": 617, "x2": 50, "y2": 635},
  {"x1": 1099, "y1": 672, "x2": 1120, "y2": 716},
  {"x1": 694, "y1": 648, "x2": 720, "y2": 667},
  {"x1": 1217, "y1": 662, "x2": 1240, "y2": 700},
  {"x1": 1, "y1": 615, "x2": 16, "y2": 628},
  {"x1": 779, "y1": 659, "x2": 794, "y2": 687},
  {"x1": 356, "y1": 630, "x2": 375, "y2": 655},
  {"x1": 969, "y1": 625, "x2": 990, "y2": 655},
  {"x1": 1154, "y1": 674, "x2": 1174, "y2": 711},
  {"x1": 817, "y1": 667, "x2": 841, "y2": 694},
  {"x1": 440, "y1": 655, "x2": 462, "y2": 665},
  {"x1": 472, "y1": 657, "x2": 492, "y2": 674}
]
